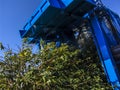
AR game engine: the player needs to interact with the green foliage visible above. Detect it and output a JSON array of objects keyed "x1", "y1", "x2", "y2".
[{"x1": 0, "y1": 41, "x2": 112, "y2": 90}]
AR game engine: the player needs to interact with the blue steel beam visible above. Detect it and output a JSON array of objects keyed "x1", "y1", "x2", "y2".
[
  {"x1": 20, "y1": 0, "x2": 95, "y2": 43},
  {"x1": 20, "y1": 0, "x2": 64, "y2": 38},
  {"x1": 90, "y1": 12, "x2": 120, "y2": 89}
]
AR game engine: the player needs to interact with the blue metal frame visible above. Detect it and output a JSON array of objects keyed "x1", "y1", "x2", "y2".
[
  {"x1": 90, "y1": 12, "x2": 120, "y2": 89},
  {"x1": 19, "y1": 0, "x2": 95, "y2": 40},
  {"x1": 20, "y1": 0, "x2": 65, "y2": 38},
  {"x1": 19, "y1": 0, "x2": 120, "y2": 89}
]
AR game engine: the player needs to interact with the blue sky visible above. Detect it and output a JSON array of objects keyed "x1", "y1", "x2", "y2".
[
  {"x1": 0, "y1": 0, "x2": 41, "y2": 49},
  {"x1": 0, "y1": 0, "x2": 120, "y2": 51},
  {"x1": 102, "y1": 0, "x2": 120, "y2": 15}
]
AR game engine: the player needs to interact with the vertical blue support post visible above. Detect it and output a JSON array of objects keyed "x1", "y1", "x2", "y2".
[{"x1": 90, "y1": 13, "x2": 120, "y2": 90}]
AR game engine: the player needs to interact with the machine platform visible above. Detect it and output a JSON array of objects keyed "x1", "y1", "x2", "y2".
[{"x1": 20, "y1": 0, "x2": 95, "y2": 43}]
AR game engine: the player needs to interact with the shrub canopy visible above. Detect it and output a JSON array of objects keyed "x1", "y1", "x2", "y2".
[{"x1": 0, "y1": 42, "x2": 112, "y2": 90}]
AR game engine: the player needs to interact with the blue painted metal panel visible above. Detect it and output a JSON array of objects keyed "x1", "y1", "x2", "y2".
[
  {"x1": 90, "y1": 13, "x2": 120, "y2": 89},
  {"x1": 21, "y1": 0, "x2": 65, "y2": 38},
  {"x1": 62, "y1": 0, "x2": 95, "y2": 13},
  {"x1": 24, "y1": 0, "x2": 65, "y2": 30},
  {"x1": 49, "y1": 0, "x2": 65, "y2": 8},
  {"x1": 61, "y1": 0, "x2": 95, "y2": 7},
  {"x1": 20, "y1": 0, "x2": 96, "y2": 39},
  {"x1": 61, "y1": 0, "x2": 73, "y2": 6}
]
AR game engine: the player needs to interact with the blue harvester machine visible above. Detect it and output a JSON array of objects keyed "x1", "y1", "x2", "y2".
[{"x1": 19, "y1": 0, "x2": 120, "y2": 89}]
